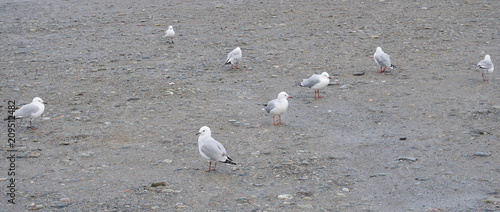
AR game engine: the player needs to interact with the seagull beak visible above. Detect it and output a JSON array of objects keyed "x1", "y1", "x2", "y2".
[
  {"x1": 196, "y1": 132, "x2": 201, "y2": 135},
  {"x1": 288, "y1": 96, "x2": 292, "y2": 98},
  {"x1": 42, "y1": 102, "x2": 48, "y2": 104},
  {"x1": 328, "y1": 77, "x2": 331, "y2": 79}
]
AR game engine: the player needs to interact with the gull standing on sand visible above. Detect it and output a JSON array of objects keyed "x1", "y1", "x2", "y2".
[
  {"x1": 13, "y1": 97, "x2": 47, "y2": 129},
  {"x1": 374, "y1": 47, "x2": 396, "y2": 73},
  {"x1": 300, "y1": 72, "x2": 331, "y2": 98},
  {"x1": 476, "y1": 55, "x2": 494, "y2": 81},
  {"x1": 163, "y1": 26, "x2": 175, "y2": 43},
  {"x1": 262, "y1": 92, "x2": 291, "y2": 125},
  {"x1": 197, "y1": 126, "x2": 236, "y2": 172},
  {"x1": 225, "y1": 47, "x2": 242, "y2": 69}
]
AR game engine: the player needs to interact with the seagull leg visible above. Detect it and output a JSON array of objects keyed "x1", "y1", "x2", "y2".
[
  {"x1": 482, "y1": 73, "x2": 488, "y2": 81},
  {"x1": 204, "y1": 161, "x2": 216, "y2": 172},
  {"x1": 236, "y1": 64, "x2": 239, "y2": 69},
  {"x1": 273, "y1": 115, "x2": 277, "y2": 125},
  {"x1": 29, "y1": 119, "x2": 36, "y2": 130},
  {"x1": 316, "y1": 90, "x2": 324, "y2": 98},
  {"x1": 278, "y1": 115, "x2": 285, "y2": 125},
  {"x1": 378, "y1": 66, "x2": 386, "y2": 73}
]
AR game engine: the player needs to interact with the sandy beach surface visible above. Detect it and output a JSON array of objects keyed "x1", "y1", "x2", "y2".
[{"x1": 1, "y1": 0, "x2": 499, "y2": 211}]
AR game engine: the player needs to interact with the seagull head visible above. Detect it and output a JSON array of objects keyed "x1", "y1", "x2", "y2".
[
  {"x1": 321, "y1": 72, "x2": 331, "y2": 79},
  {"x1": 278, "y1": 92, "x2": 292, "y2": 100},
  {"x1": 197, "y1": 126, "x2": 211, "y2": 136},
  {"x1": 33, "y1": 97, "x2": 47, "y2": 104}
]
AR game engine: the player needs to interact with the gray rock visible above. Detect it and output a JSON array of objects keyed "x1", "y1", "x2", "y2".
[
  {"x1": 126, "y1": 97, "x2": 141, "y2": 101},
  {"x1": 339, "y1": 84, "x2": 351, "y2": 89},
  {"x1": 353, "y1": 71, "x2": 365, "y2": 76},
  {"x1": 473, "y1": 152, "x2": 490, "y2": 157},
  {"x1": 397, "y1": 157, "x2": 417, "y2": 162},
  {"x1": 278, "y1": 194, "x2": 293, "y2": 199},
  {"x1": 151, "y1": 182, "x2": 167, "y2": 187}
]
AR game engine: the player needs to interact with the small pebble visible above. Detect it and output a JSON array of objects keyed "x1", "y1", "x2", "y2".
[
  {"x1": 473, "y1": 152, "x2": 490, "y2": 157},
  {"x1": 151, "y1": 182, "x2": 167, "y2": 187},
  {"x1": 353, "y1": 71, "x2": 365, "y2": 76},
  {"x1": 397, "y1": 157, "x2": 417, "y2": 162},
  {"x1": 278, "y1": 194, "x2": 293, "y2": 199},
  {"x1": 339, "y1": 84, "x2": 350, "y2": 89}
]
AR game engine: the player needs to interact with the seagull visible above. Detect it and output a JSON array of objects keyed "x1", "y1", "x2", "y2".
[
  {"x1": 374, "y1": 47, "x2": 396, "y2": 73},
  {"x1": 300, "y1": 72, "x2": 331, "y2": 98},
  {"x1": 476, "y1": 55, "x2": 494, "y2": 81},
  {"x1": 224, "y1": 47, "x2": 242, "y2": 69},
  {"x1": 262, "y1": 92, "x2": 291, "y2": 125},
  {"x1": 197, "y1": 126, "x2": 236, "y2": 172},
  {"x1": 163, "y1": 26, "x2": 175, "y2": 43},
  {"x1": 13, "y1": 97, "x2": 47, "y2": 129}
]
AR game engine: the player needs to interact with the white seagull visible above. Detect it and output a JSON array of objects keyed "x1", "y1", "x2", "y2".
[
  {"x1": 300, "y1": 72, "x2": 331, "y2": 98},
  {"x1": 374, "y1": 47, "x2": 396, "y2": 73},
  {"x1": 197, "y1": 126, "x2": 236, "y2": 172},
  {"x1": 224, "y1": 47, "x2": 242, "y2": 69},
  {"x1": 476, "y1": 55, "x2": 494, "y2": 81},
  {"x1": 262, "y1": 92, "x2": 291, "y2": 125},
  {"x1": 163, "y1": 26, "x2": 175, "y2": 43},
  {"x1": 13, "y1": 97, "x2": 47, "y2": 129}
]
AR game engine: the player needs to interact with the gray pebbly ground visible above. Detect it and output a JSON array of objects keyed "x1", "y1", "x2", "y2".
[{"x1": 1, "y1": 0, "x2": 499, "y2": 211}]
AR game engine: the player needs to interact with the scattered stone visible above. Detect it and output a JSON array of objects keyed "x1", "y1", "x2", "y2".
[
  {"x1": 60, "y1": 198, "x2": 70, "y2": 202},
  {"x1": 16, "y1": 153, "x2": 28, "y2": 158},
  {"x1": 328, "y1": 155, "x2": 346, "y2": 160},
  {"x1": 278, "y1": 194, "x2": 293, "y2": 199},
  {"x1": 162, "y1": 159, "x2": 173, "y2": 164},
  {"x1": 296, "y1": 191, "x2": 314, "y2": 196},
  {"x1": 484, "y1": 196, "x2": 500, "y2": 204},
  {"x1": 80, "y1": 152, "x2": 92, "y2": 157},
  {"x1": 342, "y1": 187, "x2": 350, "y2": 192},
  {"x1": 299, "y1": 161, "x2": 310, "y2": 165},
  {"x1": 53, "y1": 204, "x2": 68, "y2": 208},
  {"x1": 151, "y1": 182, "x2": 167, "y2": 187},
  {"x1": 297, "y1": 204, "x2": 313, "y2": 209},
  {"x1": 162, "y1": 189, "x2": 175, "y2": 193},
  {"x1": 236, "y1": 197, "x2": 249, "y2": 203},
  {"x1": 486, "y1": 190, "x2": 499, "y2": 195},
  {"x1": 399, "y1": 137, "x2": 407, "y2": 141},
  {"x1": 175, "y1": 202, "x2": 187, "y2": 209},
  {"x1": 251, "y1": 151, "x2": 261, "y2": 157},
  {"x1": 353, "y1": 71, "x2": 365, "y2": 76},
  {"x1": 474, "y1": 152, "x2": 490, "y2": 157},
  {"x1": 126, "y1": 97, "x2": 141, "y2": 101},
  {"x1": 471, "y1": 129, "x2": 487, "y2": 135},
  {"x1": 339, "y1": 84, "x2": 351, "y2": 90},
  {"x1": 59, "y1": 141, "x2": 70, "y2": 146},
  {"x1": 397, "y1": 157, "x2": 417, "y2": 162},
  {"x1": 328, "y1": 81, "x2": 339, "y2": 86}
]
